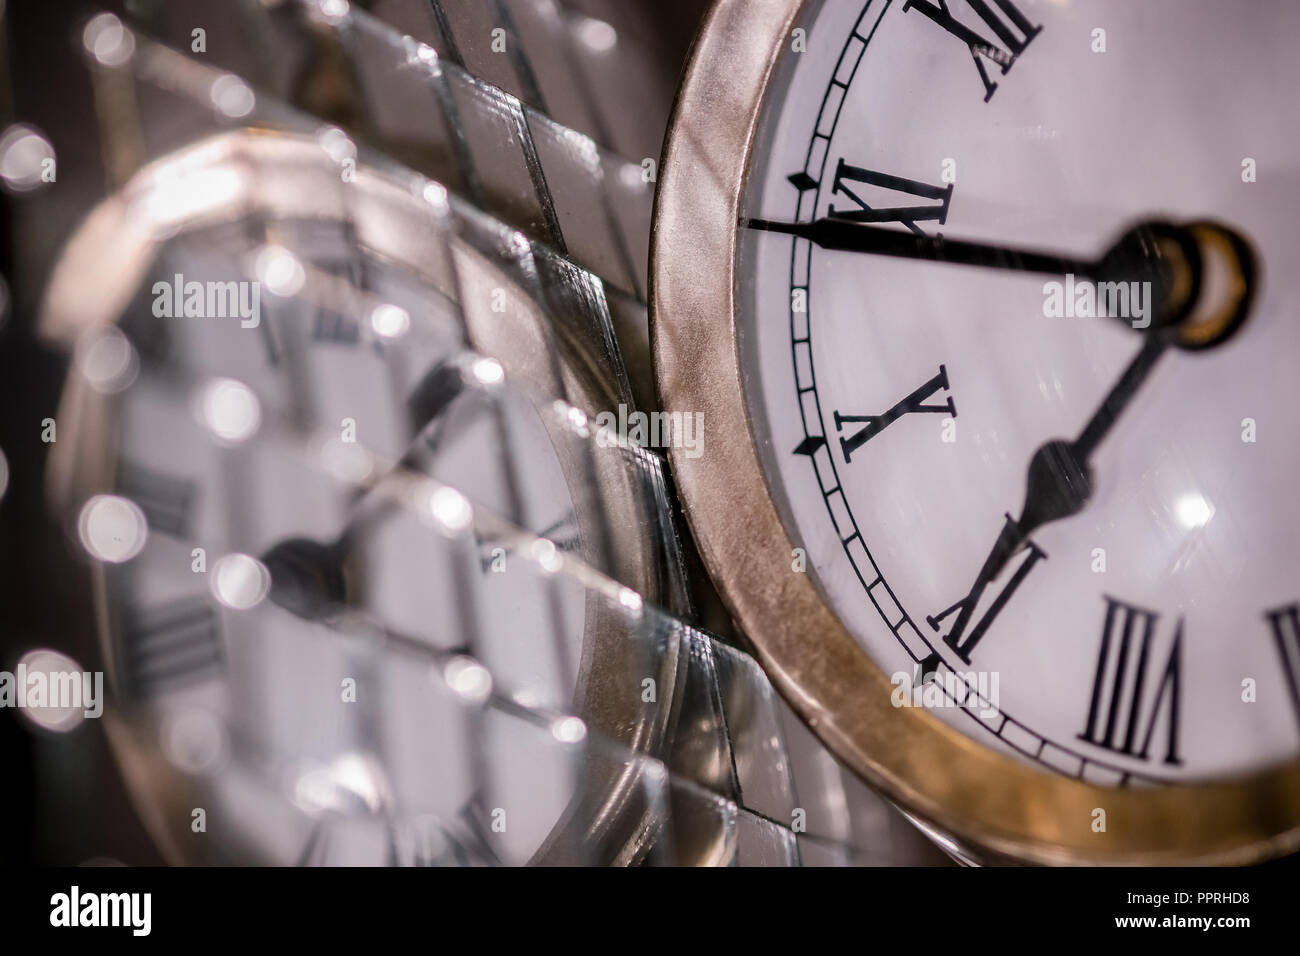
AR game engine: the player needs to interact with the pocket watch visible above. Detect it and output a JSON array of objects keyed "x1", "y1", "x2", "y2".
[{"x1": 654, "y1": 0, "x2": 1300, "y2": 863}]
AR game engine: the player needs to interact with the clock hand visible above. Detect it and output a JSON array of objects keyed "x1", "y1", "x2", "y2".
[
  {"x1": 920, "y1": 222, "x2": 1256, "y2": 676},
  {"x1": 748, "y1": 216, "x2": 1205, "y2": 333},
  {"x1": 260, "y1": 533, "x2": 480, "y2": 666},
  {"x1": 750, "y1": 214, "x2": 1094, "y2": 275},
  {"x1": 1009, "y1": 221, "x2": 1258, "y2": 549},
  {"x1": 1012, "y1": 332, "x2": 1166, "y2": 546},
  {"x1": 261, "y1": 536, "x2": 350, "y2": 621},
  {"x1": 919, "y1": 336, "x2": 1167, "y2": 678}
]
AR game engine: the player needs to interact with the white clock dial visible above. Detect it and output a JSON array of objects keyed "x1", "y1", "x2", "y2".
[{"x1": 738, "y1": 0, "x2": 1300, "y2": 783}]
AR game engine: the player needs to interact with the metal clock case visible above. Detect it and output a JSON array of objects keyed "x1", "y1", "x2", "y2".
[
  {"x1": 653, "y1": 0, "x2": 1300, "y2": 863},
  {"x1": 34, "y1": 32, "x2": 697, "y2": 864}
]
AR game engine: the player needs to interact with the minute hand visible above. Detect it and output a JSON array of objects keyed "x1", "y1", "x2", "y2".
[
  {"x1": 749, "y1": 215, "x2": 1102, "y2": 278},
  {"x1": 750, "y1": 215, "x2": 1236, "y2": 339}
]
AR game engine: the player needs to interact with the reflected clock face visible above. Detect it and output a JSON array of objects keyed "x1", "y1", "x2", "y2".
[
  {"x1": 44, "y1": 136, "x2": 653, "y2": 865},
  {"x1": 738, "y1": 0, "x2": 1300, "y2": 784},
  {"x1": 95, "y1": 217, "x2": 590, "y2": 865}
]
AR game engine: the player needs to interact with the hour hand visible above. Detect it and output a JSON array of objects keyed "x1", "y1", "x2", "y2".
[
  {"x1": 1009, "y1": 219, "x2": 1259, "y2": 543},
  {"x1": 919, "y1": 220, "x2": 1257, "y2": 677},
  {"x1": 969, "y1": 330, "x2": 1164, "y2": 600}
]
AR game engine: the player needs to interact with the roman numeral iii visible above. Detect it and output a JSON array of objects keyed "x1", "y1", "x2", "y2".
[
  {"x1": 121, "y1": 598, "x2": 224, "y2": 697},
  {"x1": 117, "y1": 460, "x2": 197, "y2": 539},
  {"x1": 1078, "y1": 596, "x2": 1183, "y2": 766},
  {"x1": 902, "y1": 0, "x2": 1042, "y2": 102}
]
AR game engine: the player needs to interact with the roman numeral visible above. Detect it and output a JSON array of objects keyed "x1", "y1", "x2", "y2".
[
  {"x1": 1266, "y1": 603, "x2": 1300, "y2": 730},
  {"x1": 1078, "y1": 596, "x2": 1183, "y2": 766},
  {"x1": 835, "y1": 364, "x2": 956, "y2": 462},
  {"x1": 829, "y1": 159, "x2": 953, "y2": 236},
  {"x1": 313, "y1": 310, "x2": 360, "y2": 345},
  {"x1": 117, "y1": 460, "x2": 196, "y2": 539},
  {"x1": 257, "y1": 316, "x2": 282, "y2": 366},
  {"x1": 903, "y1": 0, "x2": 1042, "y2": 102},
  {"x1": 922, "y1": 515, "x2": 1045, "y2": 675},
  {"x1": 121, "y1": 598, "x2": 224, "y2": 697}
]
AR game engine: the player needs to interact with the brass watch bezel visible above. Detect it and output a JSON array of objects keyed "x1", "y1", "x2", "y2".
[{"x1": 650, "y1": 0, "x2": 1300, "y2": 864}]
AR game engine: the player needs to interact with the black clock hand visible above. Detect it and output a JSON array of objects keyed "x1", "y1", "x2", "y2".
[
  {"x1": 920, "y1": 222, "x2": 1257, "y2": 676},
  {"x1": 748, "y1": 216, "x2": 1204, "y2": 333},
  {"x1": 750, "y1": 215, "x2": 1095, "y2": 276},
  {"x1": 1017, "y1": 333, "x2": 1166, "y2": 537},
  {"x1": 1004, "y1": 221, "x2": 1258, "y2": 553},
  {"x1": 260, "y1": 534, "x2": 479, "y2": 667},
  {"x1": 919, "y1": 336, "x2": 1167, "y2": 677}
]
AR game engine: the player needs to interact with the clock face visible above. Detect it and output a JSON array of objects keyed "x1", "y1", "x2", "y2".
[
  {"x1": 95, "y1": 215, "x2": 591, "y2": 864},
  {"x1": 737, "y1": 0, "x2": 1300, "y2": 784},
  {"x1": 48, "y1": 138, "x2": 644, "y2": 864}
]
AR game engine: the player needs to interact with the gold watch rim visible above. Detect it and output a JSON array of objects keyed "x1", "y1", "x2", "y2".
[{"x1": 650, "y1": 0, "x2": 1300, "y2": 865}]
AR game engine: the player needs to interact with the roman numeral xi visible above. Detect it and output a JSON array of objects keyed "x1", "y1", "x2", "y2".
[{"x1": 829, "y1": 159, "x2": 953, "y2": 236}]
